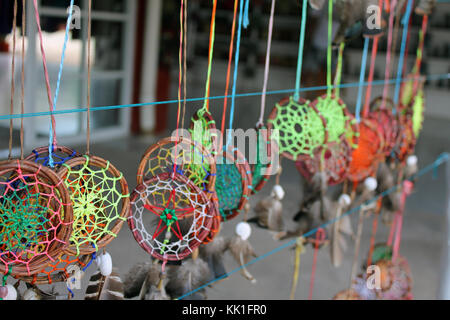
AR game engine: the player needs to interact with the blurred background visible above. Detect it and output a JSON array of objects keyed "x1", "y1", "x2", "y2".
[{"x1": 0, "y1": 0, "x2": 449, "y2": 300}]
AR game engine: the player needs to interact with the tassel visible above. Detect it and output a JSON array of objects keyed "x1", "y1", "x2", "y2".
[
  {"x1": 199, "y1": 236, "x2": 229, "y2": 281},
  {"x1": 84, "y1": 268, "x2": 124, "y2": 300},
  {"x1": 250, "y1": 185, "x2": 285, "y2": 235},
  {"x1": 330, "y1": 194, "x2": 352, "y2": 267},
  {"x1": 123, "y1": 261, "x2": 160, "y2": 299},
  {"x1": 228, "y1": 223, "x2": 257, "y2": 283}
]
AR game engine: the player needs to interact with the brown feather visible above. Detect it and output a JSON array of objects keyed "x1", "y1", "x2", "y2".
[
  {"x1": 228, "y1": 236, "x2": 257, "y2": 283},
  {"x1": 84, "y1": 268, "x2": 124, "y2": 300}
]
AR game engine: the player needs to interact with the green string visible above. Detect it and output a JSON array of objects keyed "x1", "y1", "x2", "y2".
[
  {"x1": 327, "y1": 0, "x2": 333, "y2": 96},
  {"x1": 334, "y1": 42, "x2": 345, "y2": 98},
  {"x1": 202, "y1": 0, "x2": 218, "y2": 111}
]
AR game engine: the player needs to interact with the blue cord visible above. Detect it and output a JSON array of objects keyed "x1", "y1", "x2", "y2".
[
  {"x1": 294, "y1": 0, "x2": 308, "y2": 102},
  {"x1": 1, "y1": 73, "x2": 449, "y2": 121},
  {"x1": 48, "y1": 0, "x2": 75, "y2": 168},
  {"x1": 243, "y1": 0, "x2": 250, "y2": 29},
  {"x1": 226, "y1": 0, "x2": 245, "y2": 148},
  {"x1": 355, "y1": 37, "x2": 370, "y2": 124},
  {"x1": 393, "y1": 0, "x2": 414, "y2": 113}
]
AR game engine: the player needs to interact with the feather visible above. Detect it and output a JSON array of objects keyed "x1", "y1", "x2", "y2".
[
  {"x1": 252, "y1": 195, "x2": 285, "y2": 232},
  {"x1": 165, "y1": 257, "x2": 212, "y2": 300},
  {"x1": 123, "y1": 261, "x2": 160, "y2": 299},
  {"x1": 199, "y1": 236, "x2": 229, "y2": 280},
  {"x1": 228, "y1": 236, "x2": 257, "y2": 283},
  {"x1": 84, "y1": 268, "x2": 124, "y2": 300},
  {"x1": 330, "y1": 196, "x2": 352, "y2": 268}
]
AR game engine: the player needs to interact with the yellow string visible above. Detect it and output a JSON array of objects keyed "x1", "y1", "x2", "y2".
[{"x1": 290, "y1": 237, "x2": 306, "y2": 300}]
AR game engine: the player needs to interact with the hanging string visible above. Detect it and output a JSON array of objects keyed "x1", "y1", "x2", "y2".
[
  {"x1": 32, "y1": 0, "x2": 56, "y2": 149},
  {"x1": 290, "y1": 237, "x2": 305, "y2": 300},
  {"x1": 333, "y1": 42, "x2": 345, "y2": 98},
  {"x1": 220, "y1": 0, "x2": 239, "y2": 141},
  {"x1": 20, "y1": 0, "x2": 25, "y2": 160},
  {"x1": 226, "y1": 0, "x2": 246, "y2": 147},
  {"x1": 367, "y1": 198, "x2": 382, "y2": 267},
  {"x1": 293, "y1": 0, "x2": 308, "y2": 102},
  {"x1": 202, "y1": 0, "x2": 218, "y2": 112},
  {"x1": 176, "y1": 0, "x2": 184, "y2": 134},
  {"x1": 257, "y1": 0, "x2": 276, "y2": 127},
  {"x1": 308, "y1": 228, "x2": 325, "y2": 300},
  {"x1": 86, "y1": 0, "x2": 92, "y2": 155},
  {"x1": 8, "y1": 0, "x2": 18, "y2": 160},
  {"x1": 363, "y1": 0, "x2": 384, "y2": 117},
  {"x1": 393, "y1": 0, "x2": 414, "y2": 111},
  {"x1": 326, "y1": 0, "x2": 333, "y2": 97},
  {"x1": 381, "y1": 0, "x2": 397, "y2": 110},
  {"x1": 181, "y1": 0, "x2": 188, "y2": 128},
  {"x1": 412, "y1": 15, "x2": 428, "y2": 95},
  {"x1": 355, "y1": 37, "x2": 370, "y2": 124}
]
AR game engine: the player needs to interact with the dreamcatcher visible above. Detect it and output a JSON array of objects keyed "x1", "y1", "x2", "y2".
[
  {"x1": 25, "y1": 0, "x2": 79, "y2": 170},
  {"x1": 129, "y1": 0, "x2": 218, "y2": 268},
  {"x1": 129, "y1": 172, "x2": 213, "y2": 262},
  {"x1": 0, "y1": 0, "x2": 73, "y2": 297},
  {"x1": 56, "y1": 1, "x2": 130, "y2": 257}
]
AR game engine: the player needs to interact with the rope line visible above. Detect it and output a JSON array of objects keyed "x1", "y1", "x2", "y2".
[
  {"x1": 176, "y1": 152, "x2": 450, "y2": 300},
  {"x1": 1, "y1": 73, "x2": 448, "y2": 121}
]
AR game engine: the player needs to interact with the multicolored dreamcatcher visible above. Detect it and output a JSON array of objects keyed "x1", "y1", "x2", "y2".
[
  {"x1": 55, "y1": 1, "x2": 130, "y2": 256},
  {"x1": 137, "y1": 137, "x2": 216, "y2": 198},
  {"x1": 0, "y1": 160, "x2": 73, "y2": 277},
  {"x1": 130, "y1": 0, "x2": 219, "y2": 263},
  {"x1": 129, "y1": 172, "x2": 214, "y2": 262},
  {"x1": 0, "y1": 1, "x2": 73, "y2": 286}
]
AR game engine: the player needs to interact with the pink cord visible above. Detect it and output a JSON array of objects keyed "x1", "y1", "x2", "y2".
[
  {"x1": 381, "y1": 0, "x2": 397, "y2": 110},
  {"x1": 392, "y1": 181, "x2": 414, "y2": 261},
  {"x1": 32, "y1": 0, "x2": 57, "y2": 146},
  {"x1": 309, "y1": 228, "x2": 325, "y2": 300}
]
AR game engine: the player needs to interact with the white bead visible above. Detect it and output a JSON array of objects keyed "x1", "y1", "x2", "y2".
[
  {"x1": 407, "y1": 155, "x2": 418, "y2": 167},
  {"x1": 236, "y1": 222, "x2": 252, "y2": 241},
  {"x1": 339, "y1": 194, "x2": 351, "y2": 207},
  {"x1": 364, "y1": 177, "x2": 378, "y2": 191},
  {"x1": 4, "y1": 285, "x2": 17, "y2": 300},
  {"x1": 96, "y1": 252, "x2": 113, "y2": 277},
  {"x1": 271, "y1": 185, "x2": 285, "y2": 201}
]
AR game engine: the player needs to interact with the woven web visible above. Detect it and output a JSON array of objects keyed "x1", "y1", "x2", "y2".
[
  {"x1": 216, "y1": 156, "x2": 244, "y2": 221},
  {"x1": 62, "y1": 157, "x2": 128, "y2": 255},
  {"x1": 20, "y1": 253, "x2": 92, "y2": 285},
  {"x1": 268, "y1": 97, "x2": 326, "y2": 159},
  {"x1": 412, "y1": 90, "x2": 425, "y2": 138},
  {"x1": 348, "y1": 120, "x2": 383, "y2": 182},
  {"x1": 29, "y1": 147, "x2": 78, "y2": 169},
  {"x1": 314, "y1": 95, "x2": 347, "y2": 143},
  {"x1": 141, "y1": 140, "x2": 215, "y2": 196},
  {"x1": 0, "y1": 165, "x2": 68, "y2": 275},
  {"x1": 129, "y1": 173, "x2": 212, "y2": 261}
]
